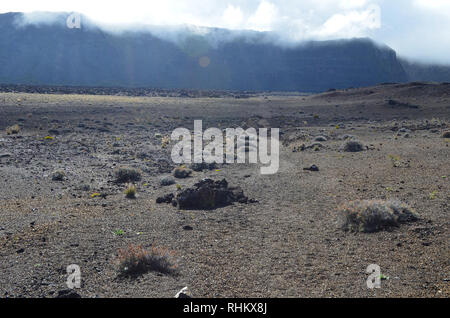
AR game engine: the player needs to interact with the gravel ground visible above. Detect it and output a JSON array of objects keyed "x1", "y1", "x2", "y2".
[{"x1": 0, "y1": 82, "x2": 448, "y2": 298}]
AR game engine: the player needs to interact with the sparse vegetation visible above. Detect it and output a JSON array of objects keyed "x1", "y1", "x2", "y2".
[
  {"x1": 429, "y1": 191, "x2": 438, "y2": 200},
  {"x1": 338, "y1": 199, "x2": 418, "y2": 233},
  {"x1": 388, "y1": 154, "x2": 411, "y2": 168},
  {"x1": 115, "y1": 167, "x2": 142, "y2": 183},
  {"x1": 161, "y1": 135, "x2": 171, "y2": 148},
  {"x1": 341, "y1": 140, "x2": 364, "y2": 152},
  {"x1": 125, "y1": 184, "x2": 137, "y2": 199},
  {"x1": 117, "y1": 244, "x2": 176, "y2": 276},
  {"x1": 173, "y1": 166, "x2": 192, "y2": 179},
  {"x1": 160, "y1": 176, "x2": 175, "y2": 186},
  {"x1": 388, "y1": 154, "x2": 402, "y2": 167},
  {"x1": 6, "y1": 124, "x2": 20, "y2": 135},
  {"x1": 114, "y1": 229, "x2": 125, "y2": 236}
]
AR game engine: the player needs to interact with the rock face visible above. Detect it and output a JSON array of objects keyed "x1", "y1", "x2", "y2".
[
  {"x1": 156, "y1": 178, "x2": 249, "y2": 210},
  {"x1": 175, "y1": 179, "x2": 248, "y2": 210},
  {"x1": 0, "y1": 12, "x2": 408, "y2": 92}
]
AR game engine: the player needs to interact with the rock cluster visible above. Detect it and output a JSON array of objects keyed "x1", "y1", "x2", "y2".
[{"x1": 157, "y1": 178, "x2": 254, "y2": 210}]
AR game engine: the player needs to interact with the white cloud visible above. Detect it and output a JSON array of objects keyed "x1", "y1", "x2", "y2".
[
  {"x1": 1, "y1": 0, "x2": 450, "y2": 63},
  {"x1": 246, "y1": 1, "x2": 278, "y2": 31},
  {"x1": 314, "y1": 4, "x2": 380, "y2": 38},
  {"x1": 222, "y1": 5, "x2": 244, "y2": 29}
]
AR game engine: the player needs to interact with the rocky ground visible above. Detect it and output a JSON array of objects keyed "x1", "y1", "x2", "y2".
[{"x1": 0, "y1": 82, "x2": 448, "y2": 298}]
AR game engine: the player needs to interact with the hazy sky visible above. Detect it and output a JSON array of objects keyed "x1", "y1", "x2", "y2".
[{"x1": 1, "y1": 0, "x2": 450, "y2": 64}]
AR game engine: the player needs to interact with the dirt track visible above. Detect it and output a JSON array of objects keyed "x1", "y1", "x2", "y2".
[{"x1": 0, "y1": 82, "x2": 449, "y2": 297}]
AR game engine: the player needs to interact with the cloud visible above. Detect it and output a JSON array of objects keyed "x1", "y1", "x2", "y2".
[
  {"x1": 246, "y1": 1, "x2": 278, "y2": 32},
  {"x1": 314, "y1": 4, "x2": 380, "y2": 38},
  {"x1": 222, "y1": 5, "x2": 244, "y2": 29},
  {"x1": 1, "y1": 0, "x2": 450, "y2": 63}
]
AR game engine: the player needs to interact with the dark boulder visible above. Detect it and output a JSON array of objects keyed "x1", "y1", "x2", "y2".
[{"x1": 175, "y1": 179, "x2": 248, "y2": 210}]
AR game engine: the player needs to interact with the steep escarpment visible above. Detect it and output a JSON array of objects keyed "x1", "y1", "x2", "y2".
[{"x1": 0, "y1": 12, "x2": 408, "y2": 92}]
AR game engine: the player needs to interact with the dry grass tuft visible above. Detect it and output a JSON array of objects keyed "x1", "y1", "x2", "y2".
[
  {"x1": 6, "y1": 124, "x2": 20, "y2": 135},
  {"x1": 124, "y1": 184, "x2": 137, "y2": 199},
  {"x1": 115, "y1": 167, "x2": 142, "y2": 183},
  {"x1": 338, "y1": 199, "x2": 418, "y2": 233},
  {"x1": 117, "y1": 244, "x2": 176, "y2": 277}
]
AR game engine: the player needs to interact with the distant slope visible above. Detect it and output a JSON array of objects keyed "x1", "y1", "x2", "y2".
[
  {"x1": 0, "y1": 12, "x2": 409, "y2": 92},
  {"x1": 400, "y1": 59, "x2": 450, "y2": 83}
]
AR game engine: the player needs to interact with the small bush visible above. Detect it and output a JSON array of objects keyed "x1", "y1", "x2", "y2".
[
  {"x1": 341, "y1": 140, "x2": 364, "y2": 152},
  {"x1": 161, "y1": 135, "x2": 171, "y2": 148},
  {"x1": 160, "y1": 176, "x2": 175, "y2": 186},
  {"x1": 173, "y1": 167, "x2": 192, "y2": 179},
  {"x1": 117, "y1": 244, "x2": 176, "y2": 277},
  {"x1": 338, "y1": 199, "x2": 417, "y2": 233},
  {"x1": 125, "y1": 184, "x2": 137, "y2": 199},
  {"x1": 115, "y1": 167, "x2": 142, "y2": 183},
  {"x1": 6, "y1": 124, "x2": 20, "y2": 135},
  {"x1": 442, "y1": 131, "x2": 450, "y2": 138}
]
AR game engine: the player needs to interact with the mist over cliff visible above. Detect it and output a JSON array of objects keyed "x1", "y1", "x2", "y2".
[{"x1": 1, "y1": 12, "x2": 445, "y2": 92}]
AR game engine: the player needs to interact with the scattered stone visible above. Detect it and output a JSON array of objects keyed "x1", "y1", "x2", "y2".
[
  {"x1": 48, "y1": 129, "x2": 60, "y2": 135},
  {"x1": 183, "y1": 225, "x2": 193, "y2": 231},
  {"x1": 303, "y1": 165, "x2": 319, "y2": 172},
  {"x1": 314, "y1": 136, "x2": 327, "y2": 142},
  {"x1": 156, "y1": 193, "x2": 174, "y2": 204},
  {"x1": 338, "y1": 134, "x2": 355, "y2": 140},
  {"x1": 51, "y1": 170, "x2": 65, "y2": 181},
  {"x1": 160, "y1": 176, "x2": 175, "y2": 186},
  {"x1": 77, "y1": 184, "x2": 91, "y2": 191},
  {"x1": 0, "y1": 153, "x2": 12, "y2": 158}
]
